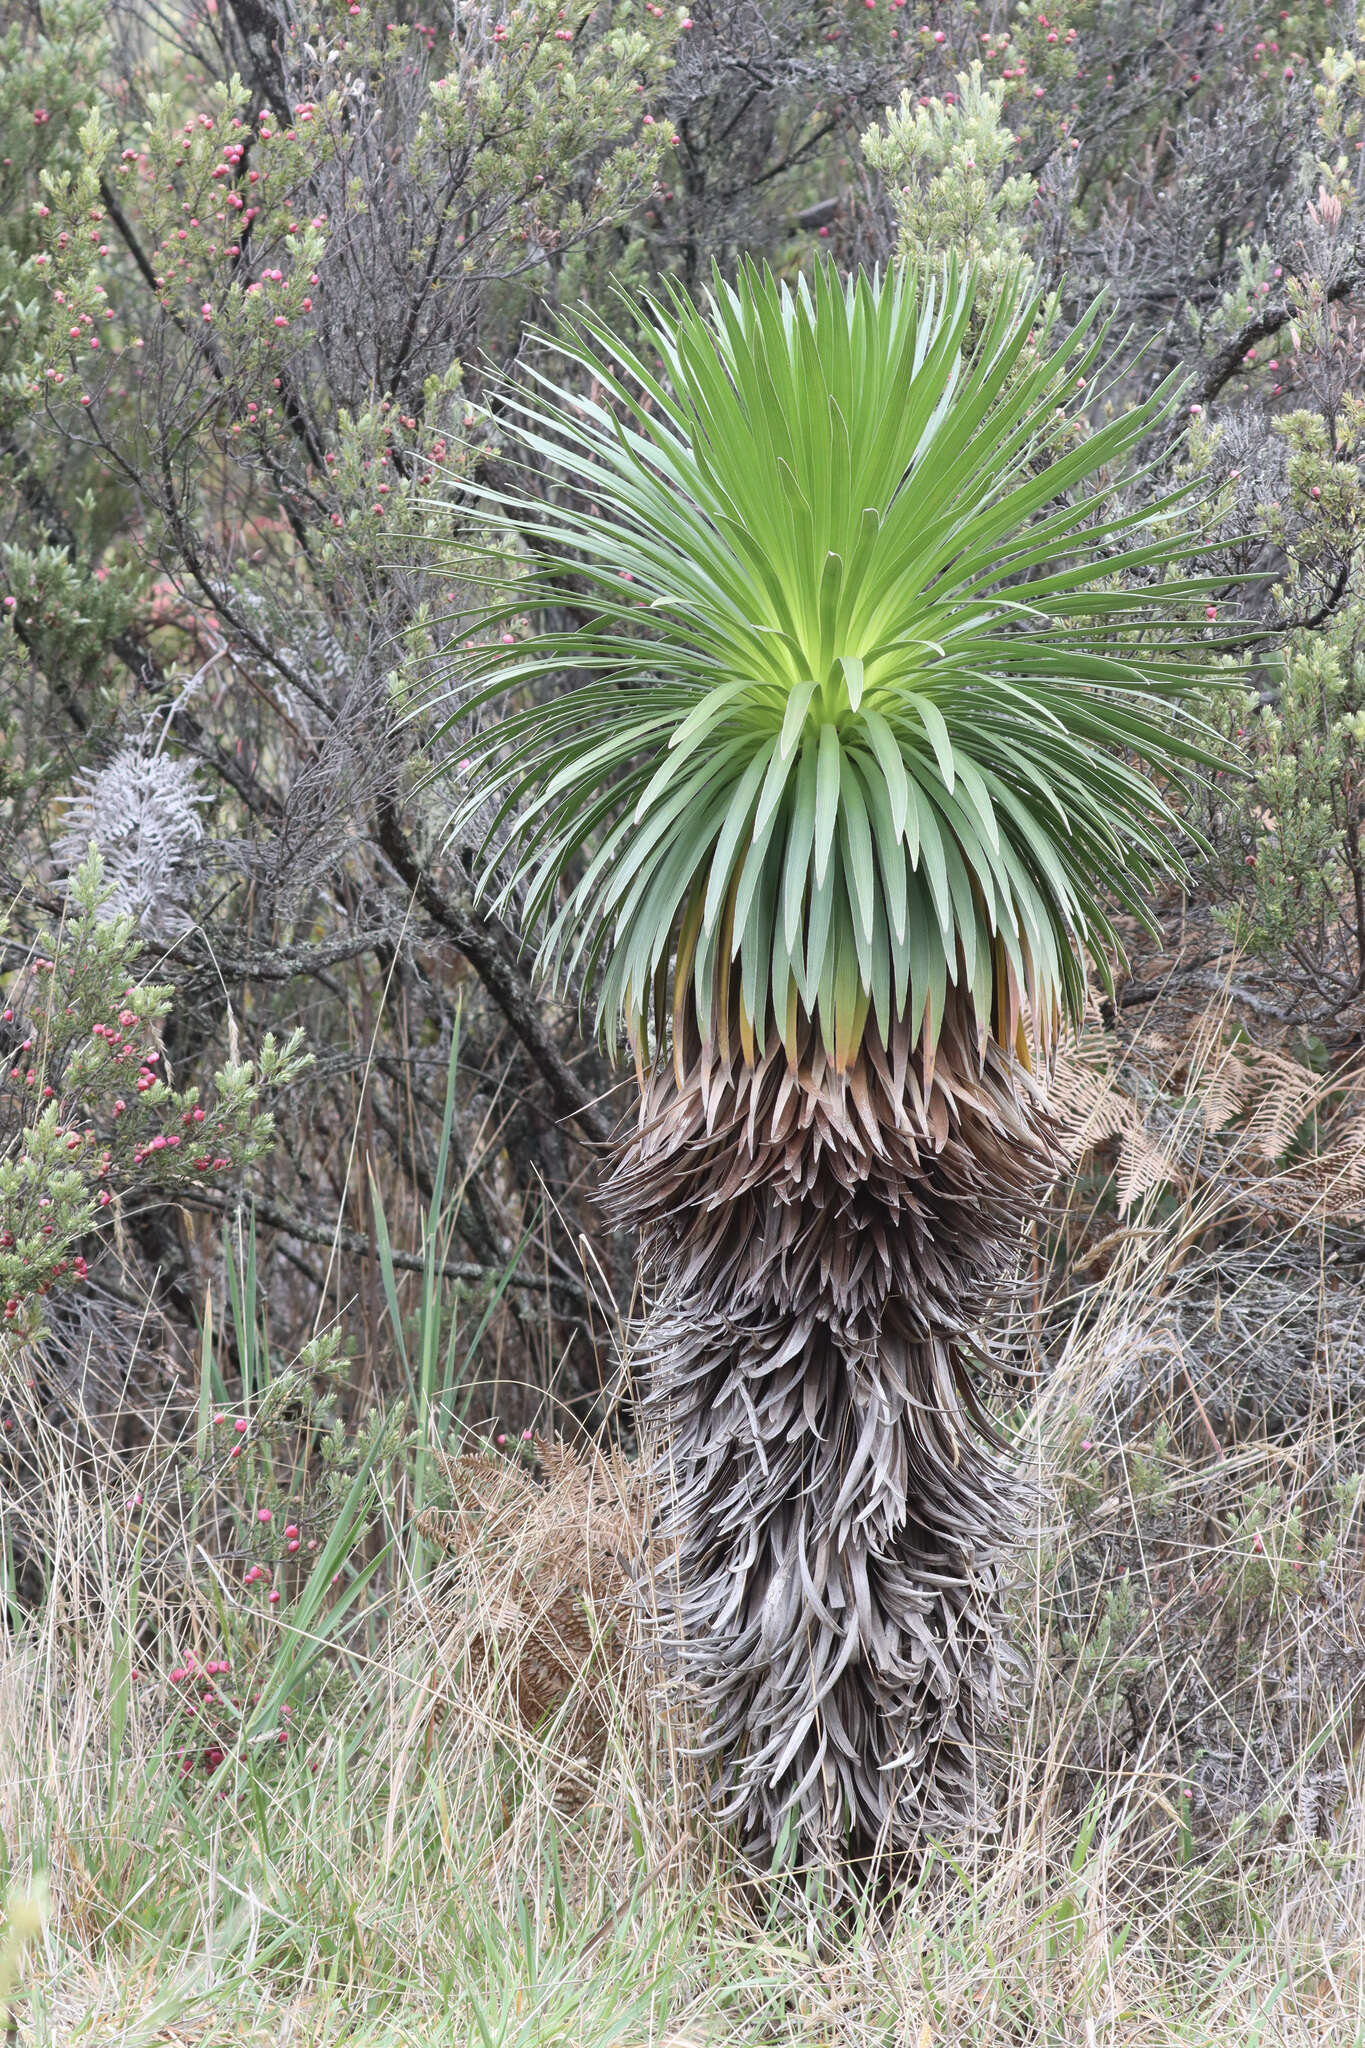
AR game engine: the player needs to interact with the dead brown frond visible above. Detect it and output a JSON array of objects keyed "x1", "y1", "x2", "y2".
[{"x1": 402, "y1": 1433, "x2": 647, "y2": 1771}]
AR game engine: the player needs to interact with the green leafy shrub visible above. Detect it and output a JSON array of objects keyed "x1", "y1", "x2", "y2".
[{"x1": 0, "y1": 852, "x2": 309, "y2": 1344}]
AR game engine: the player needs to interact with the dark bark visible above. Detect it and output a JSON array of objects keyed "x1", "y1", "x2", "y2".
[{"x1": 1198, "y1": 276, "x2": 1359, "y2": 406}]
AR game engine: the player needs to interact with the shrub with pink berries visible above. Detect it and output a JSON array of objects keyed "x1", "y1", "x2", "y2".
[{"x1": 0, "y1": 852, "x2": 309, "y2": 1343}]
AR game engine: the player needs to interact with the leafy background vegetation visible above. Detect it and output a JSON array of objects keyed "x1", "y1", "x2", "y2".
[{"x1": 3, "y1": 0, "x2": 1365, "y2": 2034}]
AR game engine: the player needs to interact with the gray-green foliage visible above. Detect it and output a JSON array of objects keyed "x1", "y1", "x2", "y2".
[
  {"x1": 1210, "y1": 618, "x2": 1365, "y2": 993},
  {"x1": 862, "y1": 62, "x2": 1040, "y2": 288},
  {"x1": 1196, "y1": 385, "x2": 1365, "y2": 1005}
]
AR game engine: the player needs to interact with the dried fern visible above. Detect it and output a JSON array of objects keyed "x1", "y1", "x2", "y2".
[
  {"x1": 1052, "y1": 992, "x2": 1365, "y2": 1224},
  {"x1": 54, "y1": 747, "x2": 206, "y2": 938}
]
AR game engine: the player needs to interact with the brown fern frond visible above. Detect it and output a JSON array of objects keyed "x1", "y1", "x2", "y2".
[
  {"x1": 1051, "y1": 991, "x2": 1364, "y2": 1222},
  {"x1": 1242, "y1": 1050, "x2": 1320, "y2": 1161}
]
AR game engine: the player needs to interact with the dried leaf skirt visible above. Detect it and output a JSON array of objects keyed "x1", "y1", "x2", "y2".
[{"x1": 608, "y1": 997, "x2": 1056, "y2": 1877}]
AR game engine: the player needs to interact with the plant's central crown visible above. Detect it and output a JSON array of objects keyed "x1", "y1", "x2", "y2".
[{"x1": 448, "y1": 259, "x2": 1227, "y2": 1072}]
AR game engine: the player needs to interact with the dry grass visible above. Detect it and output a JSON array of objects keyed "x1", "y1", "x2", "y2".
[{"x1": 3, "y1": 995, "x2": 1365, "y2": 2045}]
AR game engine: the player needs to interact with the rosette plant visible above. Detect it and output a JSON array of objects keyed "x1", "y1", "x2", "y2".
[{"x1": 446, "y1": 261, "x2": 1222, "y2": 1878}]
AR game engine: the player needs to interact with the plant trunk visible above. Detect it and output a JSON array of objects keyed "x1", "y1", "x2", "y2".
[{"x1": 607, "y1": 992, "x2": 1057, "y2": 1879}]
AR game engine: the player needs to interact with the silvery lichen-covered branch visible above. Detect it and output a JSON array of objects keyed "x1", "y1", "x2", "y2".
[{"x1": 437, "y1": 261, "x2": 1227, "y2": 1878}]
